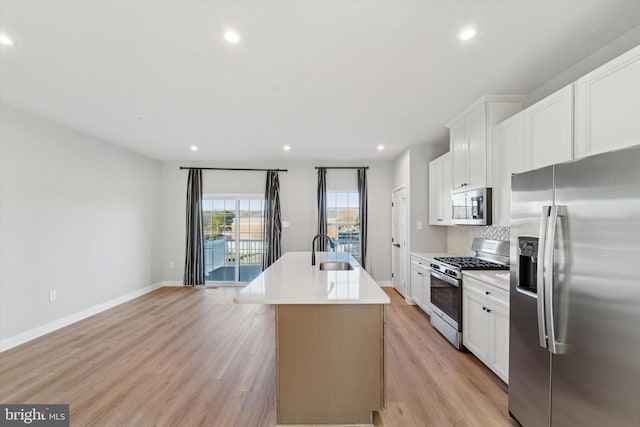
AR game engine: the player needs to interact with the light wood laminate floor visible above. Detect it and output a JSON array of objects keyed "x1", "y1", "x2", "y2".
[{"x1": 0, "y1": 287, "x2": 517, "y2": 426}]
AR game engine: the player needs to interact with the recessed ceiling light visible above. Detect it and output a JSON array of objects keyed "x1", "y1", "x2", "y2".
[
  {"x1": 458, "y1": 27, "x2": 477, "y2": 41},
  {"x1": 0, "y1": 33, "x2": 15, "y2": 46},
  {"x1": 190, "y1": 145, "x2": 198, "y2": 151},
  {"x1": 283, "y1": 145, "x2": 291, "y2": 151},
  {"x1": 377, "y1": 145, "x2": 385, "y2": 151},
  {"x1": 223, "y1": 30, "x2": 240, "y2": 44}
]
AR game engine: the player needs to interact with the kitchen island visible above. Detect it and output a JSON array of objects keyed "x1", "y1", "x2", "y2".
[{"x1": 234, "y1": 251, "x2": 390, "y2": 426}]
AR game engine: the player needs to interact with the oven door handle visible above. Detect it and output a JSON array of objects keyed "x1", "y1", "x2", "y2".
[{"x1": 430, "y1": 270, "x2": 459, "y2": 287}]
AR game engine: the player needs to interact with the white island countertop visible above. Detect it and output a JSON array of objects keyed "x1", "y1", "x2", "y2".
[{"x1": 234, "y1": 251, "x2": 390, "y2": 305}]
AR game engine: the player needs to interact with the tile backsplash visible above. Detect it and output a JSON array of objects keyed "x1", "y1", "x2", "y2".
[{"x1": 447, "y1": 226, "x2": 510, "y2": 255}]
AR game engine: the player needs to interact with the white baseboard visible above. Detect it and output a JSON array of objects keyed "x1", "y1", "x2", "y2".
[
  {"x1": 0, "y1": 281, "x2": 164, "y2": 352},
  {"x1": 162, "y1": 280, "x2": 184, "y2": 287},
  {"x1": 162, "y1": 281, "x2": 245, "y2": 288},
  {"x1": 377, "y1": 280, "x2": 392, "y2": 287}
]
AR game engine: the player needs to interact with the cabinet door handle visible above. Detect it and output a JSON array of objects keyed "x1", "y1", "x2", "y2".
[
  {"x1": 485, "y1": 291, "x2": 490, "y2": 295},
  {"x1": 393, "y1": 243, "x2": 400, "y2": 248},
  {"x1": 482, "y1": 306, "x2": 487, "y2": 311},
  {"x1": 437, "y1": 218, "x2": 443, "y2": 221},
  {"x1": 417, "y1": 272, "x2": 423, "y2": 276},
  {"x1": 486, "y1": 308, "x2": 492, "y2": 313}
]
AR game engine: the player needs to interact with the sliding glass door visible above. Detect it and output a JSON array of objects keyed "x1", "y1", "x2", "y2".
[{"x1": 203, "y1": 196, "x2": 265, "y2": 283}]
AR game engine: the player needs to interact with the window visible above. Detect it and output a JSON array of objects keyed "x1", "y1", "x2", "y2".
[
  {"x1": 326, "y1": 191, "x2": 360, "y2": 259},
  {"x1": 202, "y1": 197, "x2": 265, "y2": 283}
]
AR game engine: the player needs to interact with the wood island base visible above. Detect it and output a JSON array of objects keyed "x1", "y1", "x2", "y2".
[{"x1": 275, "y1": 304, "x2": 386, "y2": 426}]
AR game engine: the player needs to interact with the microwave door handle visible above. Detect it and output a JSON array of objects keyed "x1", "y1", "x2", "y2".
[
  {"x1": 544, "y1": 206, "x2": 560, "y2": 354},
  {"x1": 537, "y1": 206, "x2": 551, "y2": 349}
]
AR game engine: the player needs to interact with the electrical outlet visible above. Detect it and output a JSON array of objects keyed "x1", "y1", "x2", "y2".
[
  {"x1": 282, "y1": 221, "x2": 290, "y2": 228},
  {"x1": 49, "y1": 290, "x2": 57, "y2": 301},
  {"x1": 169, "y1": 261, "x2": 175, "y2": 269}
]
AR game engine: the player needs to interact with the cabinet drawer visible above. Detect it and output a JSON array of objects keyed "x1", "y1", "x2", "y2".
[
  {"x1": 410, "y1": 256, "x2": 432, "y2": 270},
  {"x1": 463, "y1": 276, "x2": 509, "y2": 308}
]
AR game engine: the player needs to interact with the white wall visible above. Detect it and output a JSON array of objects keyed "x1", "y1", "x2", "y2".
[
  {"x1": 408, "y1": 143, "x2": 449, "y2": 252},
  {"x1": 0, "y1": 104, "x2": 162, "y2": 341},
  {"x1": 392, "y1": 142, "x2": 448, "y2": 254},
  {"x1": 160, "y1": 159, "x2": 393, "y2": 282},
  {"x1": 524, "y1": 25, "x2": 640, "y2": 107}
]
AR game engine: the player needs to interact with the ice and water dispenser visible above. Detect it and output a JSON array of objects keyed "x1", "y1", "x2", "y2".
[{"x1": 518, "y1": 237, "x2": 539, "y2": 294}]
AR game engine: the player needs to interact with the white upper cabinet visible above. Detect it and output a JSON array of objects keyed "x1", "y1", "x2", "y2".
[
  {"x1": 492, "y1": 86, "x2": 571, "y2": 226},
  {"x1": 450, "y1": 120, "x2": 468, "y2": 192},
  {"x1": 574, "y1": 44, "x2": 640, "y2": 159},
  {"x1": 442, "y1": 153, "x2": 452, "y2": 224},
  {"x1": 428, "y1": 155, "x2": 443, "y2": 225},
  {"x1": 493, "y1": 113, "x2": 525, "y2": 227},
  {"x1": 447, "y1": 96, "x2": 524, "y2": 193},
  {"x1": 466, "y1": 103, "x2": 488, "y2": 190},
  {"x1": 524, "y1": 84, "x2": 574, "y2": 170},
  {"x1": 429, "y1": 152, "x2": 452, "y2": 226}
]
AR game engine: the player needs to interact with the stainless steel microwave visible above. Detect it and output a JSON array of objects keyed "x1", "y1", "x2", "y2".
[{"x1": 451, "y1": 188, "x2": 492, "y2": 225}]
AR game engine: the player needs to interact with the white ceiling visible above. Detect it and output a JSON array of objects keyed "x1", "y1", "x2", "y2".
[{"x1": 1, "y1": 1, "x2": 639, "y2": 162}]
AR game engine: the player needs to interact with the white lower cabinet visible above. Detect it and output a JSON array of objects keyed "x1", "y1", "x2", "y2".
[
  {"x1": 462, "y1": 290, "x2": 491, "y2": 361},
  {"x1": 462, "y1": 276, "x2": 509, "y2": 383},
  {"x1": 410, "y1": 257, "x2": 431, "y2": 314},
  {"x1": 491, "y1": 302, "x2": 510, "y2": 382}
]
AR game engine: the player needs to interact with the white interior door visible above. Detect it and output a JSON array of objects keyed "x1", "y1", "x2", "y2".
[{"x1": 391, "y1": 188, "x2": 408, "y2": 296}]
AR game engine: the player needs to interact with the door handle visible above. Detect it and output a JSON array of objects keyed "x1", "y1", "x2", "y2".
[
  {"x1": 393, "y1": 243, "x2": 401, "y2": 248},
  {"x1": 537, "y1": 206, "x2": 551, "y2": 349},
  {"x1": 544, "y1": 206, "x2": 559, "y2": 354}
]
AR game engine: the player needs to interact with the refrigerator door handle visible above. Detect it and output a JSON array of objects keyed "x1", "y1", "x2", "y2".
[
  {"x1": 544, "y1": 205, "x2": 559, "y2": 354},
  {"x1": 537, "y1": 206, "x2": 551, "y2": 349}
]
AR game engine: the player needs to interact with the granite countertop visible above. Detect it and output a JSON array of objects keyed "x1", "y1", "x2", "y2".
[{"x1": 234, "y1": 251, "x2": 390, "y2": 305}]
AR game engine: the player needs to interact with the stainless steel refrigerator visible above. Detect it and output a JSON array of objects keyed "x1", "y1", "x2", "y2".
[{"x1": 509, "y1": 145, "x2": 640, "y2": 427}]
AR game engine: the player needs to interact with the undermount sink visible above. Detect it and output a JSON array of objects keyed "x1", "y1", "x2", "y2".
[{"x1": 319, "y1": 261, "x2": 354, "y2": 271}]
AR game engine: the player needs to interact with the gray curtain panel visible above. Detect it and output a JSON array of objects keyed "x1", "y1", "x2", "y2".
[
  {"x1": 263, "y1": 170, "x2": 282, "y2": 270},
  {"x1": 358, "y1": 167, "x2": 368, "y2": 270},
  {"x1": 184, "y1": 169, "x2": 205, "y2": 286},
  {"x1": 316, "y1": 167, "x2": 328, "y2": 251}
]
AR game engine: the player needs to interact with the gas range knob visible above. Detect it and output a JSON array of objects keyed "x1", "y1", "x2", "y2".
[{"x1": 430, "y1": 263, "x2": 439, "y2": 270}]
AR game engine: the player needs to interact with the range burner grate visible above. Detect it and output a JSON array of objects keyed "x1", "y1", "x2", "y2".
[{"x1": 433, "y1": 257, "x2": 509, "y2": 270}]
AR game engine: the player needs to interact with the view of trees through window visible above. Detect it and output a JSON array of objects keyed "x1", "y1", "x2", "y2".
[
  {"x1": 202, "y1": 198, "x2": 264, "y2": 282},
  {"x1": 327, "y1": 191, "x2": 360, "y2": 258}
]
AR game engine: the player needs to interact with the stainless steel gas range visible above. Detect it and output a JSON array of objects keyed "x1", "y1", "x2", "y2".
[{"x1": 430, "y1": 238, "x2": 509, "y2": 349}]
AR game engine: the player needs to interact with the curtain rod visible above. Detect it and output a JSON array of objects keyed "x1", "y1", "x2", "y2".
[
  {"x1": 314, "y1": 166, "x2": 369, "y2": 170},
  {"x1": 179, "y1": 167, "x2": 288, "y2": 172}
]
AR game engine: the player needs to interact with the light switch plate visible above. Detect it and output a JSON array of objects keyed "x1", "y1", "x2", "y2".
[
  {"x1": 417, "y1": 221, "x2": 423, "y2": 230},
  {"x1": 282, "y1": 221, "x2": 290, "y2": 228}
]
